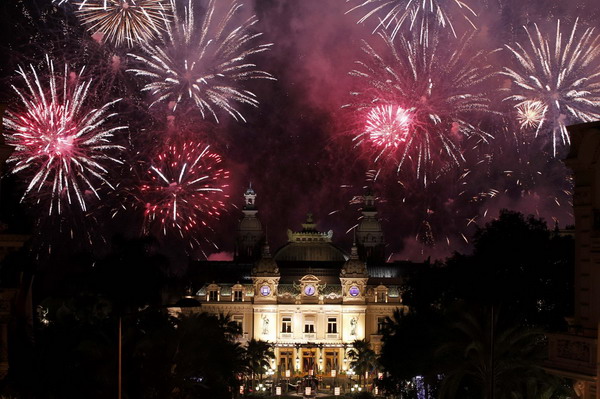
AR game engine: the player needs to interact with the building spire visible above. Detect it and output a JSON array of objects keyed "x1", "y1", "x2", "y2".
[
  {"x1": 243, "y1": 183, "x2": 257, "y2": 210},
  {"x1": 350, "y1": 229, "x2": 359, "y2": 260},
  {"x1": 356, "y1": 187, "x2": 385, "y2": 263},
  {"x1": 236, "y1": 183, "x2": 264, "y2": 262}
]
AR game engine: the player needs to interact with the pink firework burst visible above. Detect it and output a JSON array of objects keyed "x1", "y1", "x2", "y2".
[
  {"x1": 3, "y1": 56, "x2": 126, "y2": 215},
  {"x1": 358, "y1": 104, "x2": 413, "y2": 162},
  {"x1": 138, "y1": 140, "x2": 229, "y2": 246},
  {"x1": 345, "y1": 31, "x2": 493, "y2": 186}
]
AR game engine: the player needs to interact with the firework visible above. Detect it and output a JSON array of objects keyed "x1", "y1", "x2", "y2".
[
  {"x1": 346, "y1": 32, "x2": 492, "y2": 186},
  {"x1": 516, "y1": 100, "x2": 546, "y2": 130},
  {"x1": 362, "y1": 105, "x2": 413, "y2": 161},
  {"x1": 502, "y1": 19, "x2": 600, "y2": 156},
  {"x1": 137, "y1": 140, "x2": 229, "y2": 246},
  {"x1": 73, "y1": 0, "x2": 172, "y2": 47},
  {"x1": 3, "y1": 56, "x2": 126, "y2": 215},
  {"x1": 346, "y1": 0, "x2": 477, "y2": 45},
  {"x1": 127, "y1": 0, "x2": 274, "y2": 122}
]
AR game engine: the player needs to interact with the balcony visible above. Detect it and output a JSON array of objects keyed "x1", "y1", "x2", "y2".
[
  {"x1": 326, "y1": 333, "x2": 340, "y2": 340},
  {"x1": 280, "y1": 333, "x2": 293, "y2": 339},
  {"x1": 303, "y1": 333, "x2": 316, "y2": 340}
]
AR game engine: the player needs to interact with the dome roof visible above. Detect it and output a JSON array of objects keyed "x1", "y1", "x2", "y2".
[
  {"x1": 357, "y1": 217, "x2": 382, "y2": 233},
  {"x1": 238, "y1": 216, "x2": 262, "y2": 232},
  {"x1": 274, "y1": 214, "x2": 349, "y2": 263},
  {"x1": 274, "y1": 241, "x2": 348, "y2": 262}
]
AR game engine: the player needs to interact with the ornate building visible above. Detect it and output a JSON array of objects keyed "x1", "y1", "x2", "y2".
[{"x1": 170, "y1": 187, "x2": 414, "y2": 377}]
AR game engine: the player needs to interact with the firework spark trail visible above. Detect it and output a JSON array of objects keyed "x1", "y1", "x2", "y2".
[
  {"x1": 138, "y1": 140, "x2": 229, "y2": 247},
  {"x1": 346, "y1": 0, "x2": 477, "y2": 45},
  {"x1": 345, "y1": 31, "x2": 493, "y2": 186},
  {"x1": 127, "y1": 0, "x2": 274, "y2": 122},
  {"x1": 73, "y1": 0, "x2": 173, "y2": 47},
  {"x1": 3, "y1": 56, "x2": 126, "y2": 215},
  {"x1": 502, "y1": 19, "x2": 600, "y2": 156}
]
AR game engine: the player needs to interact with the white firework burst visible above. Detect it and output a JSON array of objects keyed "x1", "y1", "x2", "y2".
[
  {"x1": 502, "y1": 19, "x2": 600, "y2": 156},
  {"x1": 346, "y1": 0, "x2": 477, "y2": 45},
  {"x1": 127, "y1": 0, "x2": 274, "y2": 122},
  {"x1": 73, "y1": 0, "x2": 173, "y2": 47}
]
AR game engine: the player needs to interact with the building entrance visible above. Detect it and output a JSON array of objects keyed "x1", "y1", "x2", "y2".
[
  {"x1": 278, "y1": 349, "x2": 293, "y2": 373},
  {"x1": 302, "y1": 349, "x2": 316, "y2": 374},
  {"x1": 324, "y1": 350, "x2": 338, "y2": 373}
]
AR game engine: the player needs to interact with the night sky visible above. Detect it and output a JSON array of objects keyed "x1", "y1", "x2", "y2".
[{"x1": 0, "y1": 0, "x2": 598, "y2": 268}]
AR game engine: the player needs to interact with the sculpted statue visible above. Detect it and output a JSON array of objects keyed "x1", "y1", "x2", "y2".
[
  {"x1": 350, "y1": 317, "x2": 357, "y2": 336},
  {"x1": 262, "y1": 314, "x2": 270, "y2": 335}
]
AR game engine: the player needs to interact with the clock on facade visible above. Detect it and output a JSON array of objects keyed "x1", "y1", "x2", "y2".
[
  {"x1": 260, "y1": 285, "x2": 271, "y2": 296},
  {"x1": 349, "y1": 286, "x2": 360, "y2": 297},
  {"x1": 304, "y1": 285, "x2": 316, "y2": 296}
]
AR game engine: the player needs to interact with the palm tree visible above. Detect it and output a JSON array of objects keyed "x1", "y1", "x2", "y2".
[
  {"x1": 436, "y1": 306, "x2": 554, "y2": 399},
  {"x1": 170, "y1": 313, "x2": 247, "y2": 399},
  {"x1": 348, "y1": 339, "x2": 379, "y2": 386},
  {"x1": 244, "y1": 339, "x2": 274, "y2": 389}
]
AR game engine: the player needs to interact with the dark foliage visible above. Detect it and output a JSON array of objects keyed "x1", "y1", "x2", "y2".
[{"x1": 380, "y1": 210, "x2": 574, "y2": 398}]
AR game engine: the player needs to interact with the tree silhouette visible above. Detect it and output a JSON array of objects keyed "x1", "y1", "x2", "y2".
[
  {"x1": 436, "y1": 305, "x2": 559, "y2": 399},
  {"x1": 243, "y1": 339, "x2": 274, "y2": 389},
  {"x1": 348, "y1": 339, "x2": 379, "y2": 386}
]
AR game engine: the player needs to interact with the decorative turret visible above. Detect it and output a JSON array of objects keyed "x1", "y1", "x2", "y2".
[
  {"x1": 340, "y1": 239, "x2": 368, "y2": 303},
  {"x1": 235, "y1": 184, "x2": 264, "y2": 262},
  {"x1": 342, "y1": 240, "x2": 368, "y2": 276},
  {"x1": 253, "y1": 241, "x2": 279, "y2": 276},
  {"x1": 355, "y1": 188, "x2": 385, "y2": 263},
  {"x1": 252, "y1": 241, "x2": 280, "y2": 303}
]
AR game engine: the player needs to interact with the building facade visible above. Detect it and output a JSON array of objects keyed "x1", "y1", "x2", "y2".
[
  {"x1": 546, "y1": 121, "x2": 600, "y2": 398},
  {"x1": 170, "y1": 187, "x2": 412, "y2": 377}
]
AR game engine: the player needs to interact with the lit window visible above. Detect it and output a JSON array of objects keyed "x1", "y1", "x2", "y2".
[
  {"x1": 209, "y1": 290, "x2": 218, "y2": 301},
  {"x1": 377, "y1": 291, "x2": 387, "y2": 302},
  {"x1": 233, "y1": 315, "x2": 243, "y2": 331},
  {"x1": 327, "y1": 317, "x2": 337, "y2": 334},
  {"x1": 377, "y1": 317, "x2": 386, "y2": 334},
  {"x1": 304, "y1": 320, "x2": 315, "y2": 333},
  {"x1": 282, "y1": 317, "x2": 292, "y2": 333},
  {"x1": 234, "y1": 290, "x2": 243, "y2": 302}
]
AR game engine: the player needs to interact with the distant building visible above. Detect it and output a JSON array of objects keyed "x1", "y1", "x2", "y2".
[
  {"x1": 169, "y1": 187, "x2": 418, "y2": 377},
  {"x1": 547, "y1": 121, "x2": 600, "y2": 398}
]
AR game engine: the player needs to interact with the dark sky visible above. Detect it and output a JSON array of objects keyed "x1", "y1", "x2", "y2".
[{"x1": 0, "y1": 0, "x2": 598, "y2": 266}]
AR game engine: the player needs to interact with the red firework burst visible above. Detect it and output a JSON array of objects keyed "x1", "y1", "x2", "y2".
[{"x1": 138, "y1": 140, "x2": 229, "y2": 246}]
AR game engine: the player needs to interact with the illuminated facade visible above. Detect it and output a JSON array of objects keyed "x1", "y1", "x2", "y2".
[{"x1": 170, "y1": 187, "x2": 411, "y2": 377}]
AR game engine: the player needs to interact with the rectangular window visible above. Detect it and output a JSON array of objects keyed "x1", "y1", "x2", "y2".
[
  {"x1": 304, "y1": 320, "x2": 315, "y2": 333},
  {"x1": 282, "y1": 317, "x2": 292, "y2": 333},
  {"x1": 233, "y1": 315, "x2": 243, "y2": 331},
  {"x1": 377, "y1": 291, "x2": 386, "y2": 302},
  {"x1": 233, "y1": 290, "x2": 243, "y2": 302},
  {"x1": 377, "y1": 316, "x2": 386, "y2": 334},
  {"x1": 327, "y1": 317, "x2": 337, "y2": 334},
  {"x1": 209, "y1": 290, "x2": 218, "y2": 301}
]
